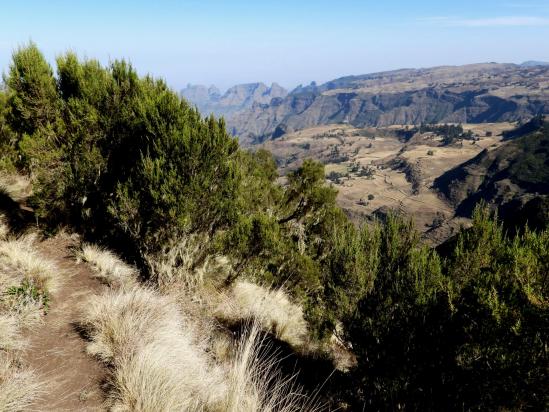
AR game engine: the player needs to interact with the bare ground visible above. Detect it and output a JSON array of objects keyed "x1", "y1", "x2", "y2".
[{"x1": 22, "y1": 235, "x2": 106, "y2": 412}]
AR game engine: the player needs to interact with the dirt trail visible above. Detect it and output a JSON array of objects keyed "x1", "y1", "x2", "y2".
[{"x1": 22, "y1": 235, "x2": 106, "y2": 412}]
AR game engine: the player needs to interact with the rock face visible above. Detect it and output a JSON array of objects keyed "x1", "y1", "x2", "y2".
[
  {"x1": 181, "y1": 82, "x2": 288, "y2": 118},
  {"x1": 226, "y1": 63, "x2": 549, "y2": 146},
  {"x1": 434, "y1": 118, "x2": 549, "y2": 216}
]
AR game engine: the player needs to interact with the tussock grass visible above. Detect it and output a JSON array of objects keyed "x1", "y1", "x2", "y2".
[
  {"x1": 0, "y1": 314, "x2": 24, "y2": 352},
  {"x1": 80, "y1": 286, "x2": 318, "y2": 412},
  {"x1": 224, "y1": 322, "x2": 316, "y2": 412},
  {"x1": 79, "y1": 244, "x2": 138, "y2": 289},
  {"x1": 146, "y1": 235, "x2": 231, "y2": 291},
  {"x1": 0, "y1": 214, "x2": 8, "y2": 240},
  {"x1": 0, "y1": 173, "x2": 32, "y2": 202},
  {"x1": 80, "y1": 287, "x2": 227, "y2": 411},
  {"x1": 217, "y1": 281, "x2": 309, "y2": 349},
  {"x1": 0, "y1": 228, "x2": 51, "y2": 411},
  {"x1": 0, "y1": 234, "x2": 61, "y2": 296},
  {"x1": 0, "y1": 353, "x2": 42, "y2": 412}
]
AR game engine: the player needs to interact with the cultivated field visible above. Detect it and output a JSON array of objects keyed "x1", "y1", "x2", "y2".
[{"x1": 263, "y1": 122, "x2": 517, "y2": 242}]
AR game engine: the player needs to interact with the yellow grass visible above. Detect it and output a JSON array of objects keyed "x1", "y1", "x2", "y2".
[
  {"x1": 224, "y1": 322, "x2": 317, "y2": 412},
  {"x1": 0, "y1": 214, "x2": 8, "y2": 240},
  {"x1": 0, "y1": 173, "x2": 32, "y2": 202},
  {"x1": 216, "y1": 281, "x2": 309, "y2": 349},
  {"x1": 80, "y1": 287, "x2": 227, "y2": 411},
  {"x1": 0, "y1": 353, "x2": 42, "y2": 412},
  {"x1": 0, "y1": 227, "x2": 54, "y2": 411},
  {"x1": 0, "y1": 234, "x2": 61, "y2": 296},
  {"x1": 80, "y1": 286, "x2": 317, "y2": 411},
  {"x1": 146, "y1": 234, "x2": 231, "y2": 291},
  {"x1": 79, "y1": 243, "x2": 138, "y2": 289}
]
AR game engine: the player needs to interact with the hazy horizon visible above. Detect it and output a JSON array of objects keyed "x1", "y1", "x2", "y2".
[{"x1": 2, "y1": 0, "x2": 549, "y2": 91}]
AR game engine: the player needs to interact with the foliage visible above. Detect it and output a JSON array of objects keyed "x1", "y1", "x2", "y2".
[
  {"x1": 0, "y1": 89, "x2": 17, "y2": 172},
  {"x1": 1, "y1": 45, "x2": 547, "y2": 411},
  {"x1": 2, "y1": 44, "x2": 240, "y2": 255},
  {"x1": 341, "y1": 205, "x2": 548, "y2": 410},
  {"x1": 6, "y1": 279, "x2": 50, "y2": 313}
]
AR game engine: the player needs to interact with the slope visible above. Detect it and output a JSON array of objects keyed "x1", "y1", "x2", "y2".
[
  {"x1": 434, "y1": 117, "x2": 549, "y2": 216},
  {"x1": 227, "y1": 63, "x2": 549, "y2": 145}
]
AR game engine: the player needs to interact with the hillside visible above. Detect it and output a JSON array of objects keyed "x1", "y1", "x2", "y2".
[
  {"x1": 262, "y1": 122, "x2": 517, "y2": 241},
  {"x1": 222, "y1": 63, "x2": 549, "y2": 145},
  {"x1": 181, "y1": 82, "x2": 287, "y2": 118},
  {"x1": 1, "y1": 45, "x2": 547, "y2": 412},
  {"x1": 434, "y1": 117, "x2": 549, "y2": 216}
]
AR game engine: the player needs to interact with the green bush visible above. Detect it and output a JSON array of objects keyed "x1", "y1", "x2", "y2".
[
  {"x1": 340, "y1": 205, "x2": 548, "y2": 410},
  {"x1": 2, "y1": 44, "x2": 240, "y2": 255},
  {"x1": 2, "y1": 45, "x2": 547, "y2": 411}
]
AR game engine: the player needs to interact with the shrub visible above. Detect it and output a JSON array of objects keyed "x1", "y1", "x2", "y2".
[
  {"x1": 340, "y1": 206, "x2": 549, "y2": 410},
  {"x1": 3, "y1": 45, "x2": 241, "y2": 258}
]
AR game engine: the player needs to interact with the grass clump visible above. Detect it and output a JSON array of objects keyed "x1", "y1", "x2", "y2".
[
  {"x1": 0, "y1": 353, "x2": 42, "y2": 412},
  {"x1": 217, "y1": 281, "x2": 308, "y2": 350},
  {"x1": 80, "y1": 287, "x2": 227, "y2": 410},
  {"x1": 0, "y1": 226, "x2": 53, "y2": 410},
  {"x1": 80, "y1": 286, "x2": 318, "y2": 412},
  {"x1": 224, "y1": 322, "x2": 318, "y2": 412},
  {"x1": 0, "y1": 234, "x2": 61, "y2": 301},
  {"x1": 79, "y1": 243, "x2": 138, "y2": 289}
]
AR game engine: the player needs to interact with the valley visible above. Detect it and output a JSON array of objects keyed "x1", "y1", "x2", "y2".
[{"x1": 262, "y1": 122, "x2": 517, "y2": 243}]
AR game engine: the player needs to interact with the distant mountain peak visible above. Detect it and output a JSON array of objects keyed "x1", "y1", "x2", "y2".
[
  {"x1": 181, "y1": 82, "x2": 288, "y2": 118},
  {"x1": 227, "y1": 62, "x2": 549, "y2": 145}
]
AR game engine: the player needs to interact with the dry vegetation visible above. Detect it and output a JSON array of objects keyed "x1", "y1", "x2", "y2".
[
  {"x1": 216, "y1": 281, "x2": 309, "y2": 349},
  {"x1": 0, "y1": 173, "x2": 32, "y2": 202},
  {"x1": 0, "y1": 217, "x2": 63, "y2": 411},
  {"x1": 263, "y1": 122, "x2": 517, "y2": 242},
  {"x1": 0, "y1": 354, "x2": 42, "y2": 412},
  {"x1": 78, "y1": 241, "x2": 318, "y2": 412},
  {"x1": 79, "y1": 243, "x2": 138, "y2": 289}
]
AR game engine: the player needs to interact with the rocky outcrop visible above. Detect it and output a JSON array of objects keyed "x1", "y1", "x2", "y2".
[
  {"x1": 181, "y1": 82, "x2": 288, "y2": 119},
  {"x1": 226, "y1": 63, "x2": 549, "y2": 146}
]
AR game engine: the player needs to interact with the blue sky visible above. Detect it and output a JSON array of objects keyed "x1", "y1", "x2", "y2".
[{"x1": 1, "y1": 0, "x2": 549, "y2": 90}]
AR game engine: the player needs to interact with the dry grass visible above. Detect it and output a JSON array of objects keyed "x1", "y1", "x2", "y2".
[
  {"x1": 0, "y1": 314, "x2": 25, "y2": 352},
  {"x1": 80, "y1": 287, "x2": 227, "y2": 411},
  {"x1": 217, "y1": 281, "x2": 309, "y2": 349},
  {"x1": 0, "y1": 234, "x2": 61, "y2": 296},
  {"x1": 224, "y1": 322, "x2": 316, "y2": 412},
  {"x1": 0, "y1": 214, "x2": 8, "y2": 240},
  {"x1": 79, "y1": 244, "x2": 138, "y2": 289},
  {"x1": 80, "y1": 286, "x2": 318, "y2": 412},
  {"x1": 0, "y1": 228, "x2": 53, "y2": 410},
  {"x1": 0, "y1": 173, "x2": 32, "y2": 202},
  {"x1": 146, "y1": 234, "x2": 230, "y2": 291},
  {"x1": 0, "y1": 353, "x2": 42, "y2": 412}
]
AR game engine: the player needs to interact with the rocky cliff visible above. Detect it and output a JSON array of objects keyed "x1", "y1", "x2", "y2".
[
  {"x1": 181, "y1": 82, "x2": 287, "y2": 118},
  {"x1": 226, "y1": 63, "x2": 549, "y2": 146}
]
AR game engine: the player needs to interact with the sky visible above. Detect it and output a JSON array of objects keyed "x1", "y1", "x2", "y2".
[{"x1": 1, "y1": 0, "x2": 549, "y2": 91}]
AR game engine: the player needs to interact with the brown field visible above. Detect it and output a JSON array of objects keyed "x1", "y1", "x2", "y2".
[{"x1": 262, "y1": 122, "x2": 517, "y2": 243}]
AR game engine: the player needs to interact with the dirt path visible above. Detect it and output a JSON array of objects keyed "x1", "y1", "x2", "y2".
[{"x1": 22, "y1": 235, "x2": 106, "y2": 412}]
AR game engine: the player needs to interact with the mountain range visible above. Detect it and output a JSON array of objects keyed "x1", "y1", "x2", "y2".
[
  {"x1": 181, "y1": 82, "x2": 287, "y2": 118},
  {"x1": 182, "y1": 63, "x2": 549, "y2": 146}
]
